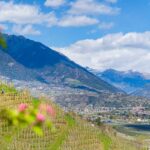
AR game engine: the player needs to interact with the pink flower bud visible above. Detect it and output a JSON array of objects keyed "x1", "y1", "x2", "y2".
[
  {"x1": 18, "y1": 103, "x2": 28, "y2": 112},
  {"x1": 47, "y1": 105, "x2": 55, "y2": 117},
  {"x1": 37, "y1": 113, "x2": 45, "y2": 122}
]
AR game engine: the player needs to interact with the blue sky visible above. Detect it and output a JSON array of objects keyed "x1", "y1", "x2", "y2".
[
  {"x1": 1, "y1": 0, "x2": 150, "y2": 47},
  {"x1": 1, "y1": 0, "x2": 150, "y2": 72}
]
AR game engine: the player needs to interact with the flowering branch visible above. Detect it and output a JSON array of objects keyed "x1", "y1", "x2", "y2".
[{"x1": 0, "y1": 100, "x2": 56, "y2": 136}]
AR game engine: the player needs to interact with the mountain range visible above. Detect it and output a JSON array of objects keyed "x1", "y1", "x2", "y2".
[
  {"x1": 132, "y1": 84, "x2": 150, "y2": 98},
  {"x1": 0, "y1": 34, "x2": 127, "y2": 110},
  {"x1": 87, "y1": 68, "x2": 150, "y2": 98},
  {"x1": 0, "y1": 34, "x2": 149, "y2": 111},
  {"x1": 2, "y1": 34, "x2": 122, "y2": 93}
]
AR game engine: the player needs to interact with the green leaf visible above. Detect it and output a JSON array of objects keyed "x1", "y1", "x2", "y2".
[
  {"x1": 32, "y1": 99, "x2": 40, "y2": 108},
  {"x1": 0, "y1": 36, "x2": 7, "y2": 49},
  {"x1": 24, "y1": 114, "x2": 35, "y2": 124},
  {"x1": 4, "y1": 135, "x2": 12, "y2": 143},
  {"x1": 12, "y1": 118, "x2": 19, "y2": 126},
  {"x1": 46, "y1": 120, "x2": 52, "y2": 128},
  {"x1": 32, "y1": 126, "x2": 43, "y2": 136}
]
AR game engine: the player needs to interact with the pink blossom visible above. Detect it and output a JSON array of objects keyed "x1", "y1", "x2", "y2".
[
  {"x1": 18, "y1": 103, "x2": 28, "y2": 112},
  {"x1": 36, "y1": 113, "x2": 45, "y2": 122},
  {"x1": 47, "y1": 105, "x2": 55, "y2": 117}
]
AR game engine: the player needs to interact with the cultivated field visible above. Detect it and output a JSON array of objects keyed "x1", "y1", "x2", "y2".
[{"x1": 0, "y1": 83, "x2": 147, "y2": 150}]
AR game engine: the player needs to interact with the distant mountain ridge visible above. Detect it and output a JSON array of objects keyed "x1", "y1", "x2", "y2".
[
  {"x1": 0, "y1": 34, "x2": 121, "y2": 94},
  {"x1": 87, "y1": 68, "x2": 150, "y2": 94},
  {"x1": 131, "y1": 84, "x2": 150, "y2": 98}
]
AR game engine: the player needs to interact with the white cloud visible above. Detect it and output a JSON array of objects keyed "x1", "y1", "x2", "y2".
[
  {"x1": 105, "y1": 0, "x2": 118, "y2": 4},
  {"x1": 54, "y1": 32, "x2": 150, "y2": 73},
  {"x1": 45, "y1": 0, "x2": 65, "y2": 8},
  {"x1": 98, "y1": 22, "x2": 114, "y2": 29},
  {"x1": 0, "y1": 1, "x2": 57, "y2": 26},
  {"x1": 68, "y1": 0, "x2": 120, "y2": 15},
  {"x1": 56, "y1": 0, "x2": 119, "y2": 28},
  {"x1": 0, "y1": 1, "x2": 119, "y2": 29},
  {"x1": 12, "y1": 25, "x2": 41, "y2": 35},
  {"x1": 58, "y1": 15, "x2": 99, "y2": 27}
]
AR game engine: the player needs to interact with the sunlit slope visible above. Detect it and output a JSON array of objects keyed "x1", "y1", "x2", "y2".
[
  {"x1": 1, "y1": 34, "x2": 121, "y2": 93},
  {"x1": 0, "y1": 84, "x2": 143, "y2": 150}
]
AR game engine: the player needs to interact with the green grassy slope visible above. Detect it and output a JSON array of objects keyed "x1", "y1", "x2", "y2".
[{"x1": 0, "y1": 83, "x2": 145, "y2": 150}]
